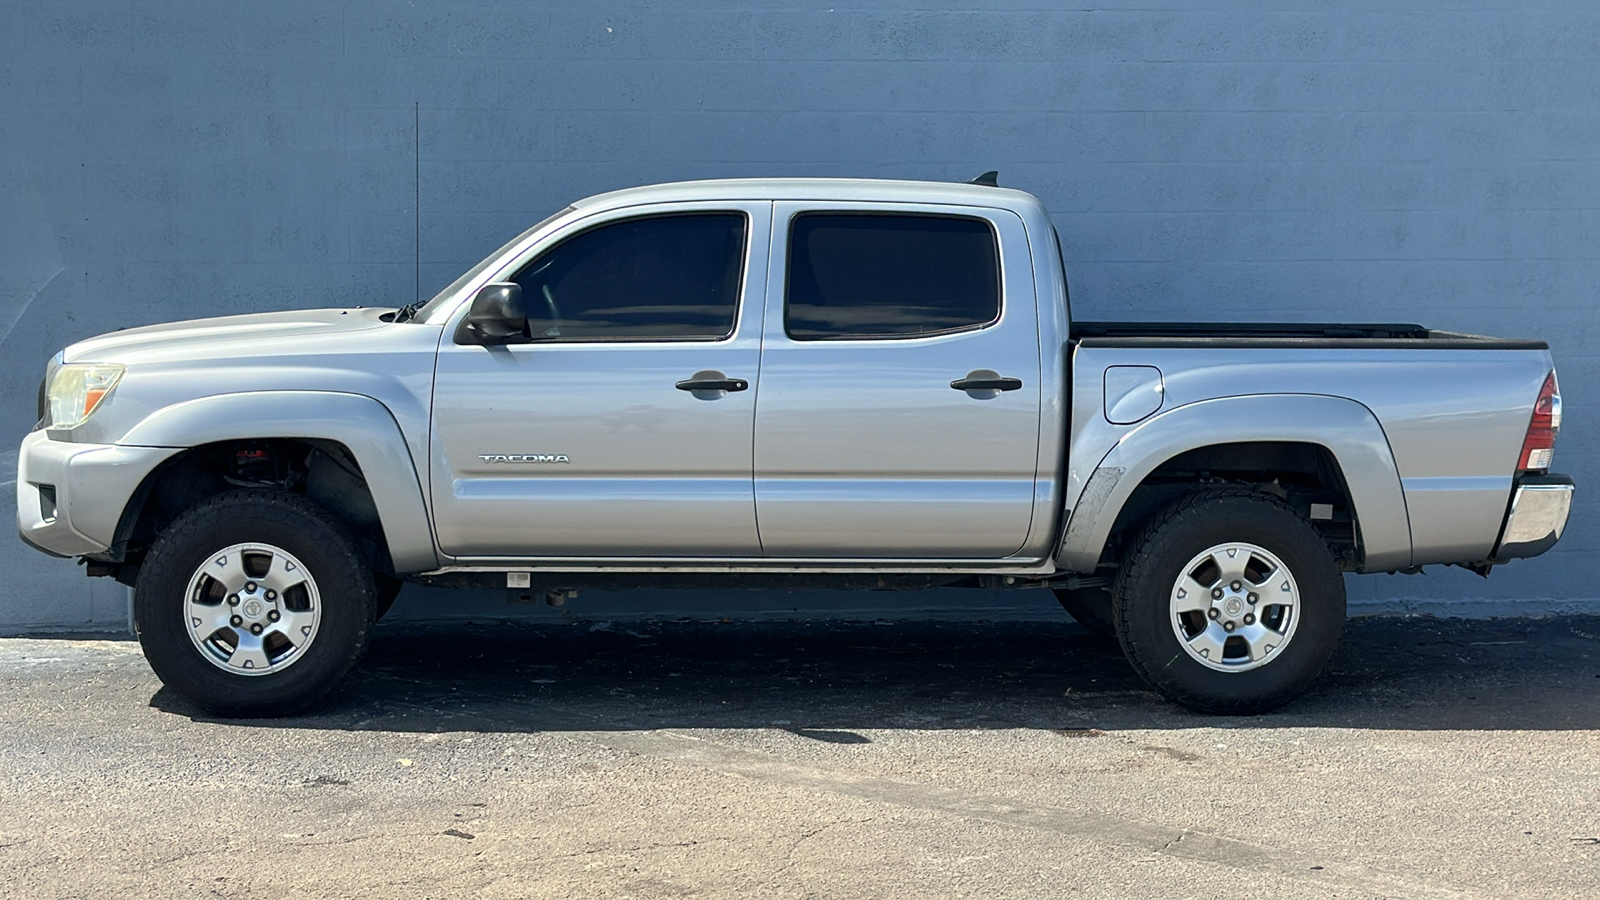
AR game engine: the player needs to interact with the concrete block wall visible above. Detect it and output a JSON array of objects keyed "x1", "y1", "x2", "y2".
[{"x1": 3, "y1": 1, "x2": 1597, "y2": 630}]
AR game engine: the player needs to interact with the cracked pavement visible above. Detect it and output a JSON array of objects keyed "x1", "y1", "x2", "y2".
[{"x1": 1, "y1": 615, "x2": 1598, "y2": 898}]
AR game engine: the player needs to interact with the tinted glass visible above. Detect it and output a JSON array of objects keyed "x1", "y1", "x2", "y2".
[
  {"x1": 512, "y1": 213, "x2": 746, "y2": 340},
  {"x1": 785, "y1": 214, "x2": 1000, "y2": 340}
]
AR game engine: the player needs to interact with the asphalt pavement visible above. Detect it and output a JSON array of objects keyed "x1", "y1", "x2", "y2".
[{"x1": 1, "y1": 614, "x2": 1598, "y2": 899}]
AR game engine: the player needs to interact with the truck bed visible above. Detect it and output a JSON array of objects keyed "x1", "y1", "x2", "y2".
[{"x1": 1072, "y1": 321, "x2": 1547, "y2": 351}]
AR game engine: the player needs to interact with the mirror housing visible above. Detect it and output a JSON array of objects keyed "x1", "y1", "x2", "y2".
[{"x1": 457, "y1": 283, "x2": 527, "y2": 344}]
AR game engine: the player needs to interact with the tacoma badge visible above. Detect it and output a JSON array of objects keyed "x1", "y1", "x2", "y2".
[{"x1": 479, "y1": 454, "x2": 570, "y2": 464}]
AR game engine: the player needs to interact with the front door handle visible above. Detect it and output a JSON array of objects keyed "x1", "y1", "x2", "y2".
[
  {"x1": 950, "y1": 371, "x2": 1023, "y2": 392},
  {"x1": 676, "y1": 370, "x2": 748, "y2": 398}
]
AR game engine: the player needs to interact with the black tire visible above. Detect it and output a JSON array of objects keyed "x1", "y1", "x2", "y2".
[
  {"x1": 1111, "y1": 488, "x2": 1345, "y2": 715},
  {"x1": 1052, "y1": 586, "x2": 1116, "y2": 638},
  {"x1": 134, "y1": 490, "x2": 377, "y2": 717}
]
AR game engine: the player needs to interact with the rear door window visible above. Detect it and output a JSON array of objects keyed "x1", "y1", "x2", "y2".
[{"x1": 784, "y1": 213, "x2": 1001, "y2": 340}]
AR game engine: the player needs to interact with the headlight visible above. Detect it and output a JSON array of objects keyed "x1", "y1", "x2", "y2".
[{"x1": 47, "y1": 364, "x2": 125, "y2": 430}]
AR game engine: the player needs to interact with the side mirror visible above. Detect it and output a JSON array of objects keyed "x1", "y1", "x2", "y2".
[{"x1": 457, "y1": 283, "x2": 527, "y2": 344}]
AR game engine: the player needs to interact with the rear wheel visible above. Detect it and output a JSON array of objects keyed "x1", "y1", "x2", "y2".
[
  {"x1": 1111, "y1": 489, "x2": 1345, "y2": 714},
  {"x1": 134, "y1": 490, "x2": 377, "y2": 717}
]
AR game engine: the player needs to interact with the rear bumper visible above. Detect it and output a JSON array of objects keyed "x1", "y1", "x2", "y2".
[
  {"x1": 1489, "y1": 473, "x2": 1574, "y2": 563},
  {"x1": 15, "y1": 430, "x2": 179, "y2": 560}
]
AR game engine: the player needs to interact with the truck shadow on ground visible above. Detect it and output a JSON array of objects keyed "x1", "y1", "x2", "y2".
[{"x1": 151, "y1": 615, "x2": 1600, "y2": 734}]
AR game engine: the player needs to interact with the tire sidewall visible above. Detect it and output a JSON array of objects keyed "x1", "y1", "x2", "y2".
[
  {"x1": 1113, "y1": 494, "x2": 1345, "y2": 713},
  {"x1": 135, "y1": 491, "x2": 375, "y2": 716}
]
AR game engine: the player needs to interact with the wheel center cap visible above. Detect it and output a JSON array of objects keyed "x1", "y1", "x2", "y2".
[
  {"x1": 1224, "y1": 597, "x2": 1244, "y2": 616},
  {"x1": 242, "y1": 599, "x2": 265, "y2": 618}
]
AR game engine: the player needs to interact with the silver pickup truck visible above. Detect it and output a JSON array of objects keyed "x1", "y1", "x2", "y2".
[{"x1": 16, "y1": 177, "x2": 1574, "y2": 716}]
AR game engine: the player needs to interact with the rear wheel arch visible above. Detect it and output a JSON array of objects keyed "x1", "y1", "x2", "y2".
[
  {"x1": 1057, "y1": 395, "x2": 1413, "y2": 575},
  {"x1": 1101, "y1": 440, "x2": 1364, "y2": 573}
]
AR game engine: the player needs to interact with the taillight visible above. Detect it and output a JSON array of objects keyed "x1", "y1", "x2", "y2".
[{"x1": 1518, "y1": 372, "x2": 1561, "y2": 472}]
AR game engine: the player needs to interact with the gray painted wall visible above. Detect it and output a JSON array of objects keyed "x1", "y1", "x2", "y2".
[{"x1": 3, "y1": 1, "x2": 1597, "y2": 631}]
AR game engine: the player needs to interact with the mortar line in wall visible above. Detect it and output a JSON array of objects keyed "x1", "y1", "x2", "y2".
[{"x1": 414, "y1": 101, "x2": 421, "y2": 307}]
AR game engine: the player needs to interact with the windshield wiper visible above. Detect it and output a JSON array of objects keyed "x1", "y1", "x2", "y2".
[{"x1": 391, "y1": 301, "x2": 423, "y2": 323}]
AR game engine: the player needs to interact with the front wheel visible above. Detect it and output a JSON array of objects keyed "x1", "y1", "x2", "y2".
[
  {"x1": 1112, "y1": 489, "x2": 1345, "y2": 714},
  {"x1": 134, "y1": 490, "x2": 377, "y2": 717}
]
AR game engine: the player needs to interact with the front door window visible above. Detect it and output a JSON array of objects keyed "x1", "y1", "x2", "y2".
[{"x1": 510, "y1": 213, "x2": 746, "y2": 341}]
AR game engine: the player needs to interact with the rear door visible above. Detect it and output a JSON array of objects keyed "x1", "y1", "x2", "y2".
[
  {"x1": 430, "y1": 202, "x2": 770, "y2": 559},
  {"x1": 752, "y1": 203, "x2": 1043, "y2": 558}
]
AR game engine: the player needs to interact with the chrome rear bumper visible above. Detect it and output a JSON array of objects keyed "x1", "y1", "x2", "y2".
[{"x1": 1490, "y1": 474, "x2": 1574, "y2": 562}]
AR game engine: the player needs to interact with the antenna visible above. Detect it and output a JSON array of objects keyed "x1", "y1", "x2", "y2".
[{"x1": 969, "y1": 170, "x2": 999, "y2": 187}]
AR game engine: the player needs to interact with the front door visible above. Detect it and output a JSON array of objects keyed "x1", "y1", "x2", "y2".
[
  {"x1": 753, "y1": 203, "x2": 1043, "y2": 558},
  {"x1": 431, "y1": 202, "x2": 770, "y2": 559}
]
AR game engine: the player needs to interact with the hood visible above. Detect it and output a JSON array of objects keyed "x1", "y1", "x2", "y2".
[{"x1": 63, "y1": 308, "x2": 395, "y2": 365}]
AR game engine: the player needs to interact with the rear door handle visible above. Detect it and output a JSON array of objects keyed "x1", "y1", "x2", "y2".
[
  {"x1": 676, "y1": 371, "x2": 749, "y2": 395},
  {"x1": 950, "y1": 373, "x2": 1023, "y2": 392},
  {"x1": 676, "y1": 377, "x2": 748, "y2": 392}
]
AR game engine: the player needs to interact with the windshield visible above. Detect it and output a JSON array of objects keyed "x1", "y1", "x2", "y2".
[{"x1": 403, "y1": 207, "x2": 574, "y2": 323}]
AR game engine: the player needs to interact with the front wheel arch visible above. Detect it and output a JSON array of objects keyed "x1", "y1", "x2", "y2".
[
  {"x1": 108, "y1": 438, "x2": 392, "y2": 579},
  {"x1": 115, "y1": 391, "x2": 439, "y2": 573}
]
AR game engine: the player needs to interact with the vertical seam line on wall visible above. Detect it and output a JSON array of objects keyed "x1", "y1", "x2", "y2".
[{"x1": 414, "y1": 102, "x2": 421, "y2": 307}]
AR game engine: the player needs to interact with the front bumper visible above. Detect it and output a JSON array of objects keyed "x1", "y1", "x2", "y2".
[
  {"x1": 1489, "y1": 473, "x2": 1574, "y2": 563},
  {"x1": 15, "y1": 429, "x2": 179, "y2": 560}
]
